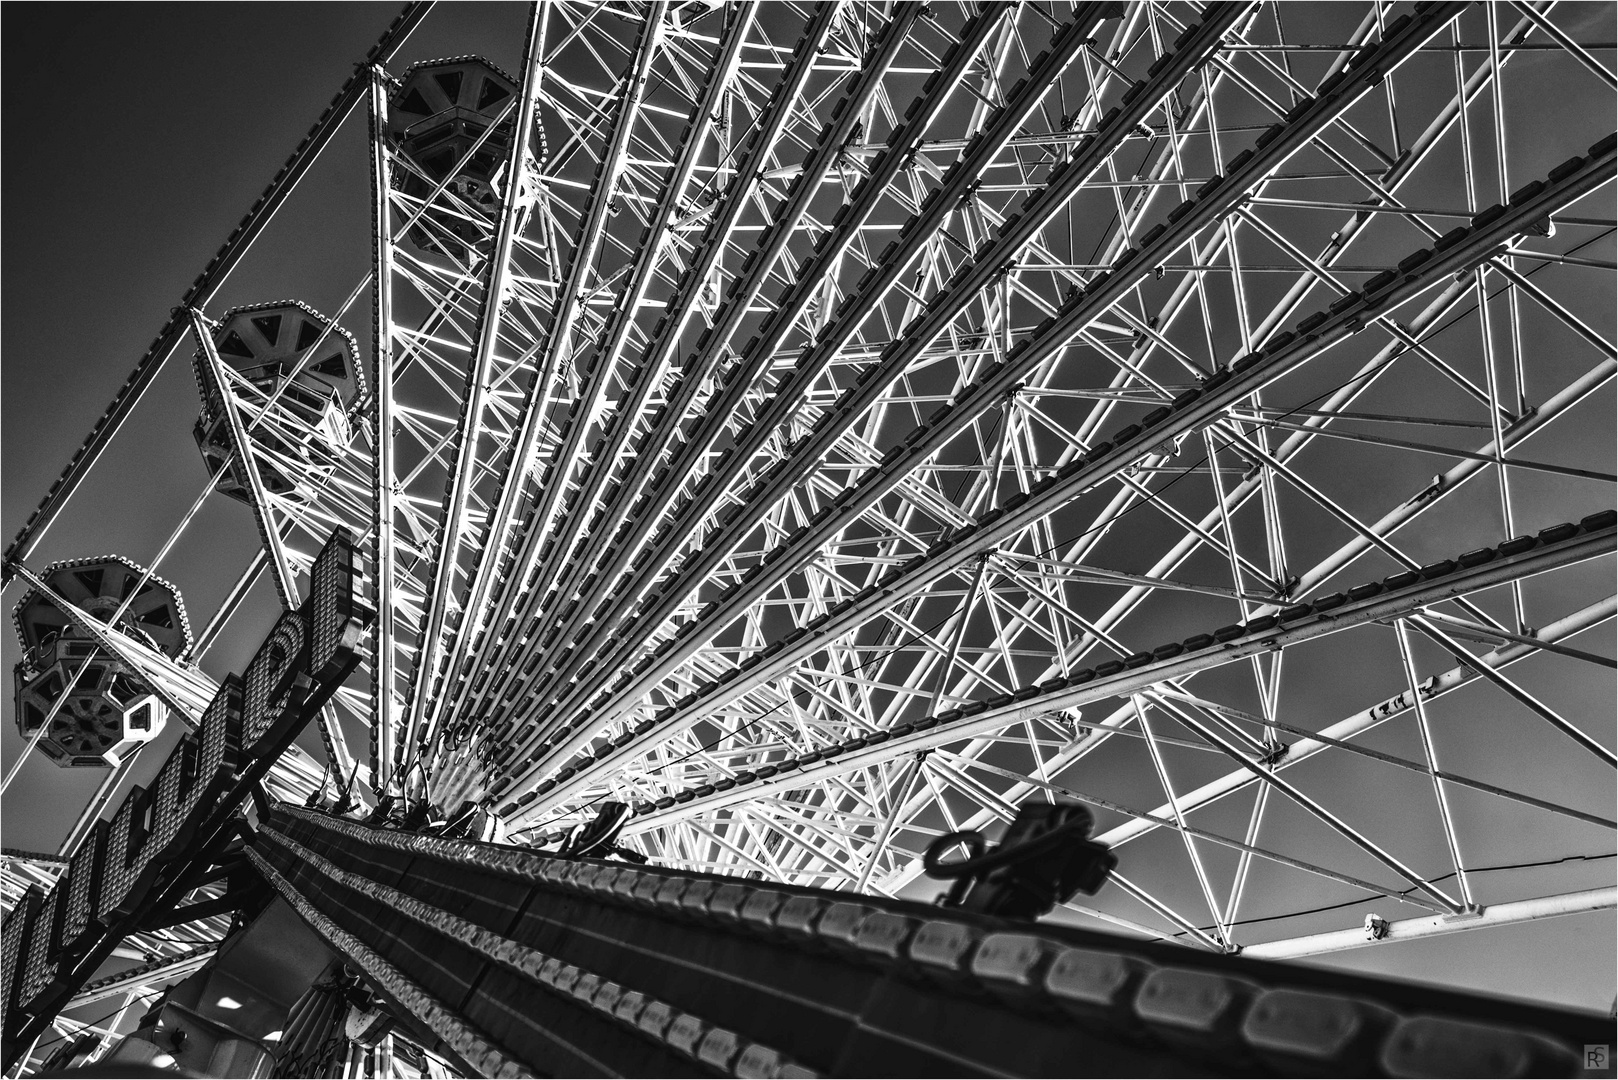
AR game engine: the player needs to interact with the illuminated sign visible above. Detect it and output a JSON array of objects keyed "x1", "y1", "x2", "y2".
[{"x1": 2, "y1": 529, "x2": 369, "y2": 1065}]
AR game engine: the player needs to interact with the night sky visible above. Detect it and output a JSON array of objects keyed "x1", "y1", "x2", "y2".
[{"x1": 2, "y1": 1, "x2": 1613, "y2": 1024}]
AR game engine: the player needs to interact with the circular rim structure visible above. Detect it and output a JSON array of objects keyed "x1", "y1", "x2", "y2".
[{"x1": 3, "y1": 0, "x2": 1615, "y2": 1036}]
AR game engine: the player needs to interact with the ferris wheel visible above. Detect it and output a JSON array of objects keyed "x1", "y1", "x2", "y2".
[{"x1": 3, "y1": 0, "x2": 1615, "y2": 1037}]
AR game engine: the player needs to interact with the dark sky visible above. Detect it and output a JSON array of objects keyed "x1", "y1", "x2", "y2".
[{"x1": 2, "y1": 2, "x2": 1613, "y2": 1018}]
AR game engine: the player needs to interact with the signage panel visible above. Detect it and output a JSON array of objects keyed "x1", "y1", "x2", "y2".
[
  {"x1": 0, "y1": 889, "x2": 41, "y2": 1024},
  {"x1": 59, "y1": 820, "x2": 106, "y2": 955}
]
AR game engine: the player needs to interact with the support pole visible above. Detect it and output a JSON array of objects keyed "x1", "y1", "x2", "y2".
[{"x1": 369, "y1": 65, "x2": 401, "y2": 794}]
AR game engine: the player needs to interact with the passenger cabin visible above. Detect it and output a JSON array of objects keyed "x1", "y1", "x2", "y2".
[
  {"x1": 12, "y1": 557, "x2": 190, "y2": 767},
  {"x1": 192, "y1": 301, "x2": 362, "y2": 505},
  {"x1": 386, "y1": 56, "x2": 524, "y2": 258}
]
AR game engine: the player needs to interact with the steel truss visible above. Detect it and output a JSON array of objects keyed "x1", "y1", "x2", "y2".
[{"x1": 5, "y1": 3, "x2": 1615, "y2": 1044}]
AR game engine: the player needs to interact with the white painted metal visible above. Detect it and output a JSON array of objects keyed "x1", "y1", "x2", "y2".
[
  {"x1": 8, "y1": 4, "x2": 1616, "y2": 1025},
  {"x1": 1242, "y1": 886, "x2": 1618, "y2": 959}
]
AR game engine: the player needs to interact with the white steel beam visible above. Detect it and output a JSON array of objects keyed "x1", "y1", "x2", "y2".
[
  {"x1": 434, "y1": 2, "x2": 749, "y2": 737},
  {"x1": 504, "y1": 3, "x2": 1230, "y2": 737},
  {"x1": 497, "y1": 143, "x2": 1609, "y2": 803},
  {"x1": 1240, "y1": 887, "x2": 1618, "y2": 959},
  {"x1": 499, "y1": 3, "x2": 1488, "y2": 767},
  {"x1": 593, "y1": 521, "x2": 1613, "y2": 832},
  {"x1": 472, "y1": 2, "x2": 921, "y2": 723},
  {"x1": 406, "y1": 3, "x2": 558, "y2": 758},
  {"x1": 369, "y1": 65, "x2": 402, "y2": 791}
]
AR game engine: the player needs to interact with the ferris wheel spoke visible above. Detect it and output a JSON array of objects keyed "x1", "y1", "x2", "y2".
[
  {"x1": 406, "y1": 7, "x2": 561, "y2": 770},
  {"x1": 606, "y1": 523, "x2": 1610, "y2": 838},
  {"x1": 898, "y1": 622, "x2": 1611, "y2": 932},
  {"x1": 516, "y1": 310, "x2": 1611, "y2": 832},
  {"x1": 894, "y1": 592, "x2": 1615, "y2": 921},
  {"x1": 189, "y1": 341, "x2": 362, "y2": 780},
  {"x1": 503, "y1": 5, "x2": 1495, "y2": 774},
  {"x1": 490, "y1": 3, "x2": 1137, "y2": 727},
  {"x1": 535, "y1": 5, "x2": 1245, "y2": 703},
  {"x1": 191, "y1": 315, "x2": 304, "y2": 609},
  {"x1": 10, "y1": 6, "x2": 1614, "y2": 1014},
  {"x1": 370, "y1": 65, "x2": 404, "y2": 789},
  {"x1": 447, "y1": 6, "x2": 846, "y2": 752},
  {"x1": 750, "y1": 143, "x2": 1585, "y2": 696},
  {"x1": 429, "y1": 4, "x2": 765, "y2": 747},
  {"x1": 1094, "y1": 597, "x2": 1618, "y2": 852},
  {"x1": 479, "y1": 3, "x2": 944, "y2": 728}
]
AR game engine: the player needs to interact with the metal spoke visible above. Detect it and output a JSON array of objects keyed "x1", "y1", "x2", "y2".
[{"x1": 9, "y1": 5, "x2": 1615, "y2": 1009}]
